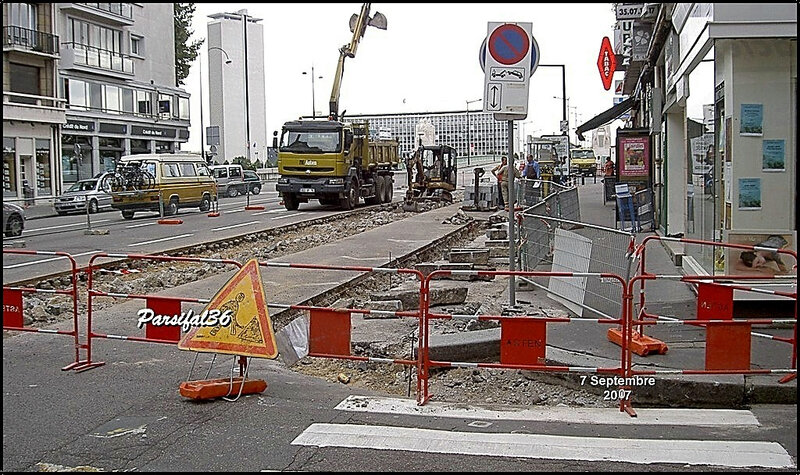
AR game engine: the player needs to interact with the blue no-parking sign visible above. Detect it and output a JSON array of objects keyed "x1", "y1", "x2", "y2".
[{"x1": 481, "y1": 22, "x2": 537, "y2": 120}]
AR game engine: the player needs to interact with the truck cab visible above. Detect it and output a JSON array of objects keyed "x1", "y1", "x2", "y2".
[{"x1": 570, "y1": 148, "x2": 598, "y2": 176}]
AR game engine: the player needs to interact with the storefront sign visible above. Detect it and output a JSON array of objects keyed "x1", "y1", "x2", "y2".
[
  {"x1": 63, "y1": 120, "x2": 95, "y2": 132},
  {"x1": 131, "y1": 126, "x2": 176, "y2": 138},
  {"x1": 99, "y1": 123, "x2": 127, "y2": 134}
]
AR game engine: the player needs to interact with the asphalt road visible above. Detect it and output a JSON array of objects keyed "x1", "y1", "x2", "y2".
[{"x1": 2, "y1": 172, "x2": 797, "y2": 472}]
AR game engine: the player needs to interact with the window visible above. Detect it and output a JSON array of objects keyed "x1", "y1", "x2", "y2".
[
  {"x1": 213, "y1": 167, "x2": 228, "y2": 179},
  {"x1": 158, "y1": 94, "x2": 173, "y2": 119},
  {"x1": 196, "y1": 164, "x2": 211, "y2": 176},
  {"x1": 35, "y1": 139, "x2": 52, "y2": 195},
  {"x1": 155, "y1": 141, "x2": 172, "y2": 153},
  {"x1": 121, "y1": 88, "x2": 134, "y2": 113},
  {"x1": 89, "y1": 83, "x2": 102, "y2": 110},
  {"x1": 229, "y1": 167, "x2": 242, "y2": 178},
  {"x1": 179, "y1": 163, "x2": 196, "y2": 177},
  {"x1": 162, "y1": 163, "x2": 181, "y2": 177},
  {"x1": 9, "y1": 63, "x2": 40, "y2": 104},
  {"x1": 130, "y1": 36, "x2": 142, "y2": 56},
  {"x1": 104, "y1": 85, "x2": 120, "y2": 113},
  {"x1": 136, "y1": 90, "x2": 152, "y2": 116},
  {"x1": 178, "y1": 97, "x2": 190, "y2": 120},
  {"x1": 9, "y1": 3, "x2": 36, "y2": 30},
  {"x1": 3, "y1": 137, "x2": 17, "y2": 196},
  {"x1": 130, "y1": 139, "x2": 150, "y2": 154}
]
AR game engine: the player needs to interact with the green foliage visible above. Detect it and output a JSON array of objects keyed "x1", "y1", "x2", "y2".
[
  {"x1": 231, "y1": 156, "x2": 256, "y2": 170},
  {"x1": 174, "y1": 3, "x2": 204, "y2": 87}
]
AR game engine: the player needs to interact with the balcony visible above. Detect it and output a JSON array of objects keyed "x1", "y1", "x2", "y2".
[
  {"x1": 3, "y1": 92, "x2": 67, "y2": 125},
  {"x1": 3, "y1": 26, "x2": 60, "y2": 58},
  {"x1": 61, "y1": 42, "x2": 135, "y2": 79},
  {"x1": 59, "y1": 3, "x2": 134, "y2": 26}
]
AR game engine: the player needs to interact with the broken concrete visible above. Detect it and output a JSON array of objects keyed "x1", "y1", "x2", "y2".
[
  {"x1": 371, "y1": 282, "x2": 468, "y2": 310},
  {"x1": 448, "y1": 248, "x2": 490, "y2": 265},
  {"x1": 415, "y1": 261, "x2": 495, "y2": 282}
]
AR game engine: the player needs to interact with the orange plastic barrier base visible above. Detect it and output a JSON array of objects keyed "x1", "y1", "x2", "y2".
[
  {"x1": 157, "y1": 219, "x2": 183, "y2": 225},
  {"x1": 207, "y1": 212, "x2": 220, "y2": 217},
  {"x1": 607, "y1": 328, "x2": 669, "y2": 356},
  {"x1": 179, "y1": 378, "x2": 267, "y2": 400},
  {"x1": 245, "y1": 206, "x2": 265, "y2": 210}
]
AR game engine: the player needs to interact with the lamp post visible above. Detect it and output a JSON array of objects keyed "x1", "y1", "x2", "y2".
[
  {"x1": 302, "y1": 65, "x2": 323, "y2": 119},
  {"x1": 465, "y1": 98, "x2": 482, "y2": 166},
  {"x1": 200, "y1": 46, "x2": 231, "y2": 163},
  {"x1": 538, "y1": 64, "x2": 567, "y2": 136}
]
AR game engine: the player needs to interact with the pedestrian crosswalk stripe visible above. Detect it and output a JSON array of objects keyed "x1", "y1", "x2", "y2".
[
  {"x1": 292, "y1": 423, "x2": 794, "y2": 469},
  {"x1": 334, "y1": 395, "x2": 761, "y2": 426}
]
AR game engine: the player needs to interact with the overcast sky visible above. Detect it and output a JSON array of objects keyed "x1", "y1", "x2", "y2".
[{"x1": 182, "y1": 3, "x2": 623, "y2": 153}]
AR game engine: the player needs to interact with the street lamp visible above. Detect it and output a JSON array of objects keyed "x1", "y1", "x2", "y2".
[
  {"x1": 538, "y1": 64, "x2": 567, "y2": 135},
  {"x1": 465, "y1": 98, "x2": 482, "y2": 166},
  {"x1": 302, "y1": 65, "x2": 323, "y2": 119},
  {"x1": 200, "y1": 46, "x2": 231, "y2": 163}
]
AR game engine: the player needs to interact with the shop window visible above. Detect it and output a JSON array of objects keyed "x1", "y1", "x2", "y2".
[
  {"x1": 61, "y1": 135, "x2": 93, "y2": 183},
  {"x1": 130, "y1": 139, "x2": 150, "y2": 154},
  {"x1": 155, "y1": 141, "x2": 172, "y2": 153},
  {"x1": 35, "y1": 139, "x2": 52, "y2": 195},
  {"x1": 3, "y1": 137, "x2": 17, "y2": 196}
]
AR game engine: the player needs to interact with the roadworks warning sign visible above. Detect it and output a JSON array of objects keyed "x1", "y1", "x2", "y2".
[{"x1": 178, "y1": 259, "x2": 278, "y2": 359}]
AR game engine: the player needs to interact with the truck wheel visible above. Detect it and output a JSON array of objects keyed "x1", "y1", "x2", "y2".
[
  {"x1": 121, "y1": 210, "x2": 135, "y2": 220},
  {"x1": 283, "y1": 192, "x2": 299, "y2": 211},
  {"x1": 383, "y1": 176, "x2": 393, "y2": 203},
  {"x1": 367, "y1": 176, "x2": 384, "y2": 205},
  {"x1": 340, "y1": 183, "x2": 358, "y2": 210}
]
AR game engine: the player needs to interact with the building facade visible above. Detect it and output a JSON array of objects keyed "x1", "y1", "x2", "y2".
[
  {"x1": 56, "y1": 3, "x2": 190, "y2": 187},
  {"x1": 343, "y1": 110, "x2": 512, "y2": 160},
  {"x1": 3, "y1": 3, "x2": 65, "y2": 201},
  {"x1": 598, "y1": 3, "x2": 796, "y2": 277},
  {"x1": 206, "y1": 9, "x2": 267, "y2": 166}
]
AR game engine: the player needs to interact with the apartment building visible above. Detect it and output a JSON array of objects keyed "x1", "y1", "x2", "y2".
[
  {"x1": 56, "y1": 3, "x2": 190, "y2": 186},
  {"x1": 3, "y1": 3, "x2": 64, "y2": 200}
]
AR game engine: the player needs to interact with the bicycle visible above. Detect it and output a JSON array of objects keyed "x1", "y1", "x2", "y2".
[{"x1": 100, "y1": 163, "x2": 155, "y2": 192}]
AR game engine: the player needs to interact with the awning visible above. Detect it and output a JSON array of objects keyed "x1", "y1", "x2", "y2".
[{"x1": 576, "y1": 96, "x2": 637, "y2": 141}]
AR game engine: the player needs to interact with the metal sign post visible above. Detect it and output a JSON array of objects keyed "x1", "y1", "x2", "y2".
[{"x1": 481, "y1": 21, "x2": 538, "y2": 307}]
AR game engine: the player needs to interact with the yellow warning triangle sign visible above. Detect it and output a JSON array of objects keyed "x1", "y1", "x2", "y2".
[{"x1": 178, "y1": 258, "x2": 278, "y2": 359}]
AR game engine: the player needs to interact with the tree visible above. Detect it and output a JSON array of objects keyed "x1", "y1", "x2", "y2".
[
  {"x1": 231, "y1": 156, "x2": 256, "y2": 171},
  {"x1": 174, "y1": 3, "x2": 204, "y2": 87}
]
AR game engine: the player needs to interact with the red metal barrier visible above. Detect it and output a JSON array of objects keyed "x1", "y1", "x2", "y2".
[
  {"x1": 421, "y1": 269, "x2": 631, "y2": 412},
  {"x1": 257, "y1": 260, "x2": 428, "y2": 403},
  {"x1": 2, "y1": 249, "x2": 85, "y2": 371},
  {"x1": 74, "y1": 252, "x2": 244, "y2": 372}
]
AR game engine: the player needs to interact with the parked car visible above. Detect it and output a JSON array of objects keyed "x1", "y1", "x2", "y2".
[
  {"x1": 242, "y1": 169, "x2": 262, "y2": 195},
  {"x1": 3, "y1": 202, "x2": 25, "y2": 237},
  {"x1": 110, "y1": 153, "x2": 217, "y2": 219},
  {"x1": 209, "y1": 164, "x2": 246, "y2": 198},
  {"x1": 54, "y1": 174, "x2": 113, "y2": 215}
]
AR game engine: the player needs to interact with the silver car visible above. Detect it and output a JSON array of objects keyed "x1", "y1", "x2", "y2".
[
  {"x1": 3, "y1": 202, "x2": 26, "y2": 237},
  {"x1": 54, "y1": 175, "x2": 113, "y2": 215}
]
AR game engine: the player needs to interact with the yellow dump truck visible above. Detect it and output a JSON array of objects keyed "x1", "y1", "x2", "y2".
[{"x1": 275, "y1": 119, "x2": 398, "y2": 210}]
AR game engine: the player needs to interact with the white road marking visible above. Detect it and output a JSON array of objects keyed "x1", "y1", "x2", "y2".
[
  {"x1": 24, "y1": 219, "x2": 111, "y2": 233},
  {"x1": 334, "y1": 396, "x2": 761, "y2": 426},
  {"x1": 251, "y1": 209, "x2": 282, "y2": 216},
  {"x1": 128, "y1": 233, "x2": 194, "y2": 247},
  {"x1": 292, "y1": 423, "x2": 794, "y2": 469},
  {"x1": 125, "y1": 221, "x2": 158, "y2": 228},
  {"x1": 3, "y1": 250, "x2": 98, "y2": 269},
  {"x1": 271, "y1": 213, "x2": 302, "y2": 220},
  {"x1": 211, "y1": 221, "x2": 260, "y2": 232}
]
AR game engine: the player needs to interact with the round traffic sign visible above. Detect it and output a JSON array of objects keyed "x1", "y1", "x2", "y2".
[
  {"x1": 479, "y1": 35, "x2": 539, "y2": 76},
  {"x1": 487, "y1": 24, "x2": 529, "y2": 65}
]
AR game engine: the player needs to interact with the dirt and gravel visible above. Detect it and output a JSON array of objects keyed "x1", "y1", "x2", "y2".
[{"x1": 11, "y1": 194, "x2": 614, "y2": 408}]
